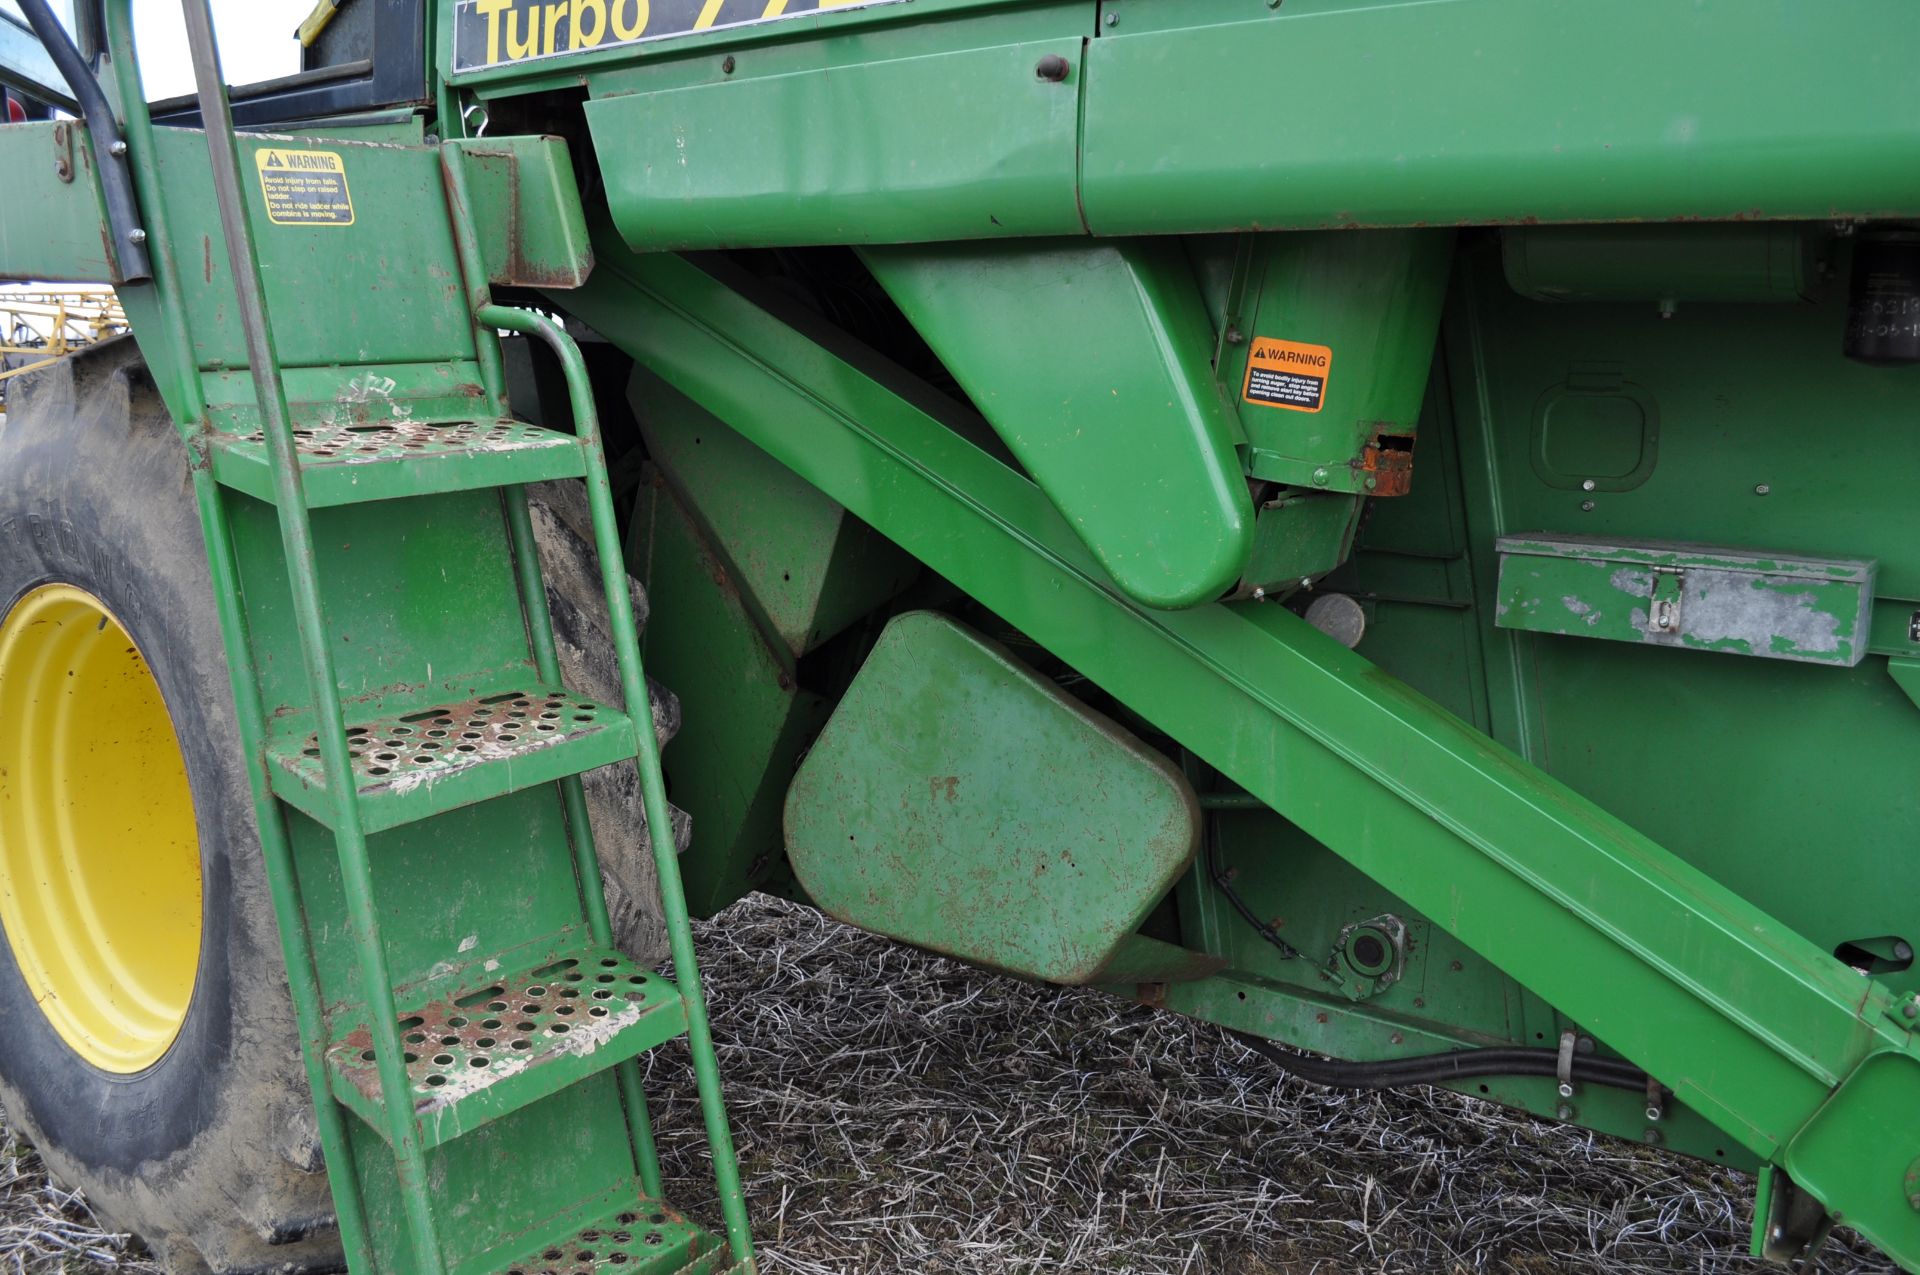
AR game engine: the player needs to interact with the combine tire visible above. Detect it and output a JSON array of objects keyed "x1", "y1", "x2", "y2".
[{"x1": 0, "y1": 338, "x2": 340, "y2": 1272}]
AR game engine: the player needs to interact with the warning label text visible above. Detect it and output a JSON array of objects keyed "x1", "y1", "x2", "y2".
[
  {"x1": 255, "y1": 148, "x2": 354, "y2": 227},
  {"x1": 1242, "y1": 337, "x2": 1332, "y2": 413}
]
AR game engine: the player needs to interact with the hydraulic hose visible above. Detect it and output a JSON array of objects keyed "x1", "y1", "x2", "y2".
[
  {"x1": 1233, "y1": 1031, "x2": 1653, "y2": 1094},
  {"x1": 14, "y1": 0, "x2": 151, "y2": 281}
]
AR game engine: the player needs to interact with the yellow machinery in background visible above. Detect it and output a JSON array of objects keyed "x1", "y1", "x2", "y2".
[{"x1": 0, "y1": 287, "x2": 124, "y2": 414}]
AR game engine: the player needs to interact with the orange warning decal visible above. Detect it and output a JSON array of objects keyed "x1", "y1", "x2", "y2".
[{"x1": 1242, "y1": 337, "x2": 1332, "y2": 413}]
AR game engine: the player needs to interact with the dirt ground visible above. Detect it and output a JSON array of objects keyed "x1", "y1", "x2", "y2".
[{"x1": 9, "y1": 894, "x2": 1895, "y2": 1274}]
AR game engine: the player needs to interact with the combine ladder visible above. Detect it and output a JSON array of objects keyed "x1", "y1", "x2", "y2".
[{"x1": 103, "y1": 4, "x2": 755, "y2": 1273}]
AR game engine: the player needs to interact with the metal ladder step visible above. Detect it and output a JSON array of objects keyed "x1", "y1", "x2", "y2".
[
  {"x1": 327, "y1": 945, "x2": 687, "y2": 1149},
  {"x1": 208, "y1": 416, "x2": 585, "y2": 508},
  {"x1": 265, "y1": 681, "x2": 637, "y2": 834},
  {"x1": 490, "y1": 1197, "x2": 732, "y2": 1275}
]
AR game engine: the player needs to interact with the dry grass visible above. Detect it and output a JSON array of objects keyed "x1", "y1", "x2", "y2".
[{"x1": 8, "y1": 894, "x2": 1896, "y2": 1274}]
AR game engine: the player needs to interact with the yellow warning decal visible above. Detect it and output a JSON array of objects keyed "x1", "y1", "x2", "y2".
[
  {"x1": 254, "y1": 148, "x2": 354, "y2": 227},
  {"x1": 1242, "y1": 337, "x2": 1332, "y2": 413}
]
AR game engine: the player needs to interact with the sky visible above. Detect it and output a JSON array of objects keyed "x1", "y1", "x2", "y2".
[{"x1": 2, "y1": 0, "x2": 302, "y2": 100}]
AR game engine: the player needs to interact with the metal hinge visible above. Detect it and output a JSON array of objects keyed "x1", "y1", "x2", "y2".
[{"x1": 1645, "y1": 566, "x2": 1684, "y2": 635}]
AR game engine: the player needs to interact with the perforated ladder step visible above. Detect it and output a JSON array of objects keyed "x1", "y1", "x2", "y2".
[
  {"x1": 208, "y1": 417, "x2": 585, "y2": 508},
  {"x1": 489, "y1": 1196, "x2": 743, "y2": 1275},
  {"x1": 265, "y1": 681, "x2": 636, "y2": 834},
  {"x1": 327, "y1": 946, "x2": 687, "y2": 1148}
]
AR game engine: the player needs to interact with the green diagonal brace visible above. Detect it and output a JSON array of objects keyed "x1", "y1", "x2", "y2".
[{"x1": 559, "y1": 235, "x2": 1920, "y2": 1268}]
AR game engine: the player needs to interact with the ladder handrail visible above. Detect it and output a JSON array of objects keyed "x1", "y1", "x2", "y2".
[
  {"x1": 475, "y1": 302, "x2": 755, "y2": 1266},
  {"x1": 97, "y1": 3, "x2": 376, "y2": 1268},
  {"x1": 173, "y1": 5, "x2": 445, "y2": 1273}
]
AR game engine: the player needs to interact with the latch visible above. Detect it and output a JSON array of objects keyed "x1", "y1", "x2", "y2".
[{"x1": 1644, "y1": 566, "x2": 1684, "y2": 635}]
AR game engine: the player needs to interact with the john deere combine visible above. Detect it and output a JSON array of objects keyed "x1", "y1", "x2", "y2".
[{"x1": 1, "y1": 1, "x2": 1918, "y2": 1270}]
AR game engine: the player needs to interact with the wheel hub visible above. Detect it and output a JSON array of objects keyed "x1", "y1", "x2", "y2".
[{"x1": 0, "y1": 584, "x2": 201, "y2": 1073}]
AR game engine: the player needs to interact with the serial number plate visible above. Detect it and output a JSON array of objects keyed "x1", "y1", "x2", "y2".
[{"x1": 452, "y1": 0, "x2": 894, "y2": 73}]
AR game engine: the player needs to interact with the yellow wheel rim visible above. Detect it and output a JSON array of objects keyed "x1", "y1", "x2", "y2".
[{"x1": 0, "y1": 584, "x2": 202, "y2": 1073}]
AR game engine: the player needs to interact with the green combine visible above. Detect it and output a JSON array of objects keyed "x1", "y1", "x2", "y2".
[{"x1": 1, "y1": 1, "x2": 1918, "y2": 1270}]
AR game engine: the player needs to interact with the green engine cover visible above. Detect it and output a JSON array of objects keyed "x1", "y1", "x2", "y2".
[{"x1": 783, "y1": 611, "x2": 1202, "y2": 985}]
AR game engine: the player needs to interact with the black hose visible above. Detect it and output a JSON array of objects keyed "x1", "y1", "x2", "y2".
[
  {"x1": 1233, "y1": 1030, "x2": 1653, "y2": 1095},
  {"x1": 14, "y1": 0, "x2": 151, "y2": 282}
]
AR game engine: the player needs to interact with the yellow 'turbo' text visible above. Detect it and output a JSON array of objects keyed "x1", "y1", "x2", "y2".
[{"x1": 472, "y1": 0, "x2": 651, "y2": 65}]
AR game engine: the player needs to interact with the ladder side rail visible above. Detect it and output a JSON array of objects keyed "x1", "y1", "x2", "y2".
[
  {"x1": 440, "y1": 149, "x2": 670, "y2": 1200},
  {"x1": 479, "y1": 303, "x2": 754, "y2": 1265},
  {"x1": 174, "y1": 5, "x2": 443, "y2": 1272},
  {"x1": 99, "y1": 5, "x2": 377, "y2": 1268}
]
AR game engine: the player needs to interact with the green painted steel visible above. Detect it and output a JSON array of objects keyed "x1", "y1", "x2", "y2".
[
  {"x1": 0, "y1": 122, "x2": 121, "y2": 283},
  {"x1": 1221, "y1": 230, "x2": 1453, "y2": 497},
  {"x1": 445, "y1": 136, "x2": 594, "y2": 288},
  {"x1": 1493, "y1": 535, "x2": 1877, "y2": 668},
  {"x1": 1080, "y1": 0, "x2": 1920, "y2": 233},
  {"x1": 441, "y1": 0, "x2": 1920, "y2": 251},
  {"x1": 785, "y1": 611, "x2": 1202, "y2": 984},
  {"x1": 1240, "y1": 492, "x2": 1363, "y2": 597},
  {"x1": 560, "y1": 236, "x2": 1920, "y2": 1266},
  {"x1": 582, "y1": 3, "x2": 1089, "y2": 251},
  {"x1": 8, "y1": 0, "x2": 1920, "y2": 1266},
  {"x1": 864, "y1": 240, "x2": 1252, "y2": 608},
  {"x1": 1502, "y1": 225, "x2": 1824, "y2": 306}
]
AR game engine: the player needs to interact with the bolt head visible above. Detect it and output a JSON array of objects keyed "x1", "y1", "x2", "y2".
[
  {"x1": 1642, "y1": 1128, "x2": 1663, "y2": 1146},
  {"x1": 1581, "y1": 479, "x2": 1597, "y2": 491},
  {"x1": 1225, "y1": 325, "x2": 1244, "y2": 345},
  {"x1": 1580, "y1": 499, "x2": 1596, "y2": 512},
  {"x1": 1903, "y1": 1000, "x2": 1918, "y2": 1020},
  {"x1": 1645, "y1": 1105, "x2": 1663, "y2": 1122},
  {"x1": 108, "y1": 139, "x2": 128, "y2": 157},
  {"x1": 1311, "y1": 467, "x2": 1330, "y2": 486},
  {"x1": 126, "y1": 228, "x2": 147, "y2": 246},
  {"x1": 1555, "y1": 1102, "x2": 1576, "y2": 1122},
  {"x1": 1557, "y1": 1082, "x2": 1574, "y2": 1099},
  {"x1": 1754, "y1": 483, "x2": 1771, "y2": 496},
  {"x1": 1105, "y1": 10, "x2": 1118, "y2": 25}
]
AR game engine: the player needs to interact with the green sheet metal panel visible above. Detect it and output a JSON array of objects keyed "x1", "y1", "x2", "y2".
[
  {"x1": 0, "y1": 122, "x2": 122, "y2": 284},
  {"x1": 582, "y1": 24, "x2": 1086, "y2": 250},
  {"x1": 1427, "y1": 238, "x2": 1920, "y2": 1071},
  {"x1": 146, "y1": 127, "x2": 477, "y2": 372},
  {"x1": 1494, "y1": 535, "x2": 1876, "y2": 667},
  {"x1": 637, "y1": 369, "x2": 917, "y2": 660},
  {"x1": 1080, "y1": 0, "x2": 1920, "y2": 234},
  {"x1": 864, "y1": 239, "x2": 1252, "y2": 609},
  {"x1": 444, "y1": 135, "x2": 594, "y2": 289},
  {"x1": 626, "y1": 387, "x2": 834, "y2": 914},
  {"x1": 1222, "y1": 229, "x2": 1453, "y2": 496},
  {"x1": 786, "y1": 612, "x2": 1201, "y2": 985}
]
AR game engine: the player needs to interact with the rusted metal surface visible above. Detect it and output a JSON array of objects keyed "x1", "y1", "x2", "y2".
[
  {"x1": 280, "y1": 687, "x2": 620, "y2": 799},
  {"x1": 330, "y1": 951, "x2": 680, "y2": 1115},
  {"x1": 237, "y1": 417, "x2": 570, "y2": 462}
]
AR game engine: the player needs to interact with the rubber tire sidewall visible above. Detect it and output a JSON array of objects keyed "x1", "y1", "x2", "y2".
[{"x1": 0, "y1": 340, "x2": 337, "y2": 1273}]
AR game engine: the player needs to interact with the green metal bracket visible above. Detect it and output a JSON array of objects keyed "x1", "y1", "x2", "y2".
[{"x1": 444, "y1": 136, "x2": 594, "y2": 289}]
